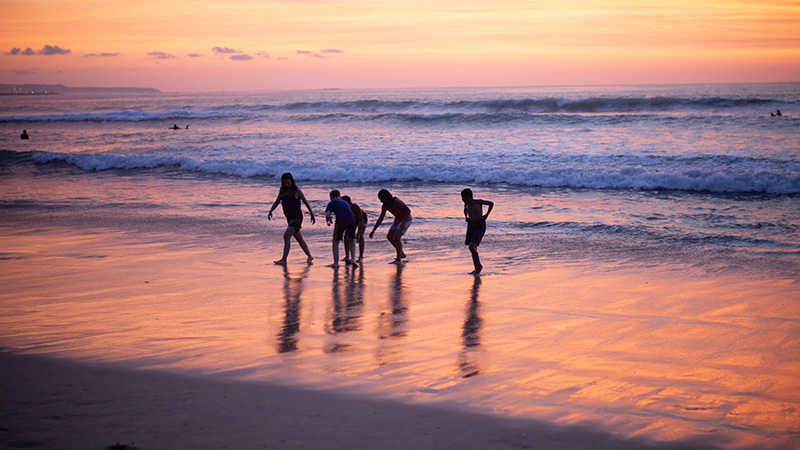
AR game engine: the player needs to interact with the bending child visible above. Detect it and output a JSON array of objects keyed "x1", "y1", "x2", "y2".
[
  {"x1": 325, "y1": 190, "x2": 357, "y2": 268},
  {"x1": 369, "y1": 189, "x2": 412, "y2": 264},
  {"x1": 461, "y1": 188, "x2": 494, "y2": 275},
  {"x1": 342, "y1": 196, "x2": 367, "y2": 263}
]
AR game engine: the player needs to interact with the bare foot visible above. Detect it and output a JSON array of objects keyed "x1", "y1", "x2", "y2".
[
  {"x1": 327, "y1": 263, "x2": 340, "y2": 268},
  {"x1": 306, "y1": 256, "x2": 314, "y2": 264},
  {"x1": 273, "y1": 259, "x2": 287, "y2": 265}
]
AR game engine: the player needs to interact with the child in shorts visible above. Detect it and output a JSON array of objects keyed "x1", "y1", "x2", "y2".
[
  {"x1": 462, "y1": 188, "x2": 494, "y2": 275},
  {"x1": 325, "y1": 190, "x2": 357, "y2": 268},
  {"x1": 369, "y1": 189, "x2": 412, "y2": 263}
]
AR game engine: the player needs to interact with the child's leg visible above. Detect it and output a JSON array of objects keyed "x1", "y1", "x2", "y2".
[
  {"x1": 469, "y1": 243, "x2": 482, "y2": 274},
  {"x1": 275, "y1": 227, "x2": 294, "y2": 264},
  {"x1": 294, "y1": 230, "x2": 313, "y2": 260},
  {"x1": 343, "y1": 236, "x2": 351, "y2": 261},
  {"x1": 347, "y1": 236, "x2": 357, "y2": 263},
  {"x1": 330, "y1": 238, "x2": 340, "y2": 267},
  {"x1": 387, "y1": 230, "x2": 405, "y2": 260}
]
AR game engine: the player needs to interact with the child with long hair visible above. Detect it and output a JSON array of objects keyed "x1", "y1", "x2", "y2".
[{"x1": 268, "y1": 173, "x2": 315, "y2": 264}]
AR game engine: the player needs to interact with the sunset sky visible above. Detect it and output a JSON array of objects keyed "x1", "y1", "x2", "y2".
[{"x1": 1, "y1": 0, "x2": 798, "y2": 92}]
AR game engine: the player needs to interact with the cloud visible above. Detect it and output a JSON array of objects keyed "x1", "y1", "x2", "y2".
[
  {"x1": 39, "y1": 45, "x2": 71, "y2": 55},
  {"x1": 187, "y1": 53, "x2": 203, "y2": 58},
  {"x1": 12, "y1": 69, "x2": 37, "y2": 75},
  {"x1": 7, "y1": 45, "x2": 71, "y2": 56},
  {"x1": 147, "y1": 51, "x2": 176, "y2": 59},
  {"x1": 297, "y1": 49, "x2": 345, "y2": 58},
  {"x1": 213, "y1": 46, "x2": 241, "y2": 55},
  {"x1": 256, "y1": 52, "x2": 271, "y2": 59},
  {"x1": 230, "y1": 54, "x2": 253, "y2": 61},
  {"x1": 84, "y1": 52, "x2": 120, "y2": 57}
]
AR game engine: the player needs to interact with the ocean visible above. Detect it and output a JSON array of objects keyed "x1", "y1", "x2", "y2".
[
  {"x1": 2, "y1": 83, "x2": 799, "y2": 448},
  {"x1": 3, "y1": 83, "x2": 798, "y2": 273}
]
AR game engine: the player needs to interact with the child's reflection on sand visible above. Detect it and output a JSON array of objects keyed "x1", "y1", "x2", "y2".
[
  {"x1": 459, "y1": 276, "x2": 483, "y2": 378},
  {"x1": 276, "y1": 264, "x2": 310, "y2": 353},
  {"x1": 375, "y1": 263, "x2": 408, "y2": 366}
]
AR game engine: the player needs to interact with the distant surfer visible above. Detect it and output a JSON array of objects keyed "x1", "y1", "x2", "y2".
[
  {"x1": 169, "y1": 124, "x2": 180, "y2": 130},
  {"x1": 771, "y1": 109, "x2": 782, "y2": 117},
  {"x1": 20, "y1": 130, "x2": 29, "y2": 140}
]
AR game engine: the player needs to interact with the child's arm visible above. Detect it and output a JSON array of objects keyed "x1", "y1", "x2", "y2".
[
  {"x1": 481, "y1": 199, "x2": 494, "y2": 220},
  {"x1": 298, "y1": 189, "x2": 316, "y2": 224},
  {"x1": 369, "y1": 206, "x2": 388, "y2": 238},
  {"x1": 267, "y1": 193, "x2": 281, "y2": 220}
]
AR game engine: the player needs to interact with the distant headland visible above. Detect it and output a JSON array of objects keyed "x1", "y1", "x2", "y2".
[{"x1": 0, "y1": 84, "x2": 161, "y2": 95}]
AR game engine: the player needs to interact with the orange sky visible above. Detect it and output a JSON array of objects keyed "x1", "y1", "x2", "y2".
[{"x1": 1, "y1": 0, "x2": 798, "y2": 91}]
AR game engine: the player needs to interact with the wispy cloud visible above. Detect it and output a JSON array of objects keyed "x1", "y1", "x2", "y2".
[
  {"x1": 7, "y1": 45, "x2": 72, "y2": 56},
  {"x1": 84, "y1": 52, "x2": 120, "y2": 58},
  {"x1": 212, "y1": 46, "x2": 241, "y2": 55},
  {"x1": 147, "y1": 51, "x2": 176, "y2": 59},
  {"x1": 296, "y1": 48, "x2": 345, "y2": 58},
  {"x1": 187, "y1": 53, "x2": 203, "y2": 58},
  {"x1": 230, "y1": 54, "x2": 253, "y2": 61},
  {"x1": 256, "y1": 52, "x2": 271, "y2": 59}
]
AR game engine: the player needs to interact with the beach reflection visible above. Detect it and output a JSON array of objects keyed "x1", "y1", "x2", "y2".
[
  {"x1": 277, "y1": 265, "x2": 309, "y2": 353},
  {"x1": 375, "y1": 263, "x2": 408, "y2": 366},
  {"x1": 458, "y1": 277, "x2": 483, "y2": 378},
  {"x1": 324, "y1": 266, "x2": 365, "y2": 353}
]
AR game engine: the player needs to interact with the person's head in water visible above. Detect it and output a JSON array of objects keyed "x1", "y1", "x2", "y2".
[
  {"x1": 342, "y1": 195, "x2": 352, "y2": 205},
  {"x1": 329, "y1": 189, "x2": 342, "y2": 200},
  {"x1": 279, "y1": 172, "x2": 298, "y2": 193},
  {"x1": 378, "y1": 189, "x2": 394, "y2": 206},
  {"x1": 461, "y1": 188, "x2": 474, "y2": 203}
]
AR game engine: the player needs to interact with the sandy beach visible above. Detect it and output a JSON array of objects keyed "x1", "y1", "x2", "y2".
[{"x1": 1, "y1": 198, "x2": 798, "y2": 450}]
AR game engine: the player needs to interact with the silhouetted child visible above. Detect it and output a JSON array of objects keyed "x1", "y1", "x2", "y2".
[
  {"x1": 461, "y1": 188, "x2": 494, "y2": 275},
  {"x1": 369, "y1": 189, "x2": 411, "y2": 263},
  {"x1": 268, "y1": 173, "x2": 315, "y2": 265},
  {"x1": 342, "y1": 195, "x2": 367, "y2": 263},
  {"x1": 326, "y1": 190, "x2": 357, "y2": 268}
]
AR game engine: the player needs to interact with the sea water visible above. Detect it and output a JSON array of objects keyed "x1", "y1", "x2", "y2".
[
  {"x1": 2, "y1": 83, "x2": 799, "y2": 447},
  {"x1": 2, "y1": 83, "x2": 798, "y2": 272}
]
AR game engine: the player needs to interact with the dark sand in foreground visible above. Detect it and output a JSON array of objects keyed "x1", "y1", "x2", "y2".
[{"x1": 1, "y1": 352, "x2": 720, "y2": 450}]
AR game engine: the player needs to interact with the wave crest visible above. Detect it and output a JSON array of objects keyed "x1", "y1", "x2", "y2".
[{"x1": 29, "y1": 150, "x2": 800, "y2": 195}]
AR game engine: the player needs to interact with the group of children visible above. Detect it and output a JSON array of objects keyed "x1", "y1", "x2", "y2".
[{"x1": 267, "y1": 172, "x2": 494, "y2": 275}]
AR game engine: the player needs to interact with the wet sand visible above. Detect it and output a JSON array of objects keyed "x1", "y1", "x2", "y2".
[{"x1": 1, "y1": 207, "x2": 798, "y2": 449}]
